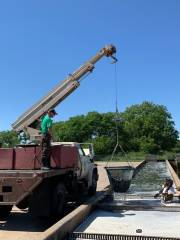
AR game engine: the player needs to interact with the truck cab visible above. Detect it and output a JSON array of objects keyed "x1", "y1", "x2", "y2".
[{"x1": 52, "y1": 142, "x2": 98, "y2": 190}]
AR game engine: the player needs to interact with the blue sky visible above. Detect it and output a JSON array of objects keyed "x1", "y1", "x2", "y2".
[{"x1": 0, "y1": 0, "x2": 180, "y2": 133}]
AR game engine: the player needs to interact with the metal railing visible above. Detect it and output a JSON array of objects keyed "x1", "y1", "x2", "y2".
[{"x1": 69, "y1": 232, "x2": 180, "y2": 240}]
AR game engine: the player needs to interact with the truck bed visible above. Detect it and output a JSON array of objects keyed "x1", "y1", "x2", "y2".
[
  {"x1": 0, "y1": 168, "x2": 74, "y2": 205},
  {"x1": 0, "y1": 168, "x2": 74, "y2": 178}
]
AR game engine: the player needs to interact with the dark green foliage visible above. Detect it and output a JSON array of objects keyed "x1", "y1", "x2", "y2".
[
  {"x1": 0, "y1": 131, "x2": 19, "y2": 148},
  {"x1": 91, "y1": 136, "x2": 114, "y2": 154},
  {"x1": 52, "y1": 102, "x2": 178, "y2": 154},
  {"x1": 122, "y1": 102, "x2": 178, "y2": 153},
  {"x1": 53, "y1": 111, "x2": 120, "y2": 154},
  {"x1": 172, "y1": 140, "x2": 180, "y2": 153}
]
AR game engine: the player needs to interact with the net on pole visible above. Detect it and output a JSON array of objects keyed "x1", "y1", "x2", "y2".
[{"x1": 105, "y1": 166, "x2": 134, "y2": 192}]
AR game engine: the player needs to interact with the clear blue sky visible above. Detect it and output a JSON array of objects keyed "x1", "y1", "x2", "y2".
[{"x1": 0, "y1": 0, "x2": 180, "y2": 133}]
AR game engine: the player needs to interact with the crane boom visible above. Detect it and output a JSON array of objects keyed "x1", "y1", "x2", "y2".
[{"x1": 12, "y1": 45, "x2": 117, "y2": 140}]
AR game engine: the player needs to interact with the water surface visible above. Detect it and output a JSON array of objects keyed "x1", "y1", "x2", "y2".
[{"x1": 127, "y1": 161, "x2": 171, "y2": 195}]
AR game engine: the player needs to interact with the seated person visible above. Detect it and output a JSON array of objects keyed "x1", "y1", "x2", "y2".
[{"x1": 154, "y1": 178, "x2": 176, "y2": 202}]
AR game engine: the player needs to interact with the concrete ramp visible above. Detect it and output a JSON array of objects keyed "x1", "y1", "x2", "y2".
[{"x1": 72, "y1": 208, "x2": 180, "y2": 238}]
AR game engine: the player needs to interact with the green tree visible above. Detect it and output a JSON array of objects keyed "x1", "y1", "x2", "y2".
[
  {"x1": 53, "y1": 115, "x2": 90, "y2": 142},
  {"x1": 172, "y1": 140, "x2": 180, "y2": 153},
  {"x1": 52, "y1": 102, "x2": 178, "y2": 154},
  {"x1": 53, "y1": 111, "x2": 126, "y2": 154},
  {"x1": 91, "y1": 136, "x2": 114, "y2": 155},
  {"x1": 0, "y1": 131, "x2": 19, "y2": 147},
  {"x1": 122, "y1": 101, "x2": 178, "y2": 153}
]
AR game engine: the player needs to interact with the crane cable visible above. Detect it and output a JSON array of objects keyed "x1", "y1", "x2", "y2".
[{"x1": 106, "y1": 59, "x2": 132, "y2": 167}]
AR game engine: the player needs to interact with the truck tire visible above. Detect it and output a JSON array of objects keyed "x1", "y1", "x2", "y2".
[
  {"x1": 88, "y1": 171, "x2": 97, "y2": 196},
  {"x1": 52, "y1": 183, "x2": 66, "y2": 217},
  {"x1": 16, "y1": 197, "x2": 28, "y2": 210},
  {"x1": 0, "y1": 205, "x2": 12, "y2": 218}
]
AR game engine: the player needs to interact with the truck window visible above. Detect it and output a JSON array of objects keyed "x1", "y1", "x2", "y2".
[{"x1": 78, "y1": 147, "x2": 85, "y2": 156}]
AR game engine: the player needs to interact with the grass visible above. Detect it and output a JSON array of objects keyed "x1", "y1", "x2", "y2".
[
  {"x1": 95, "y1": 151, "x2": 177, "y2": 162},
  {"x1": 95, "y1": 152, "x2": 145, "y2": 162}
]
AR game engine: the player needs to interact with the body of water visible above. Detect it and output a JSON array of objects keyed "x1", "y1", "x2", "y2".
[{"x1": 127, "y1": 161, "x2": 171, "y2": 195}]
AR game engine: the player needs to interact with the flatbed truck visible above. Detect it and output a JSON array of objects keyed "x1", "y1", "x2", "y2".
[{"x1": 0, "y1": 45, "x2": 117, "y2": 218}]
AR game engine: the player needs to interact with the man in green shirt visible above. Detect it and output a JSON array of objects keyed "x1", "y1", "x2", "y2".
[{"x1": 41, "y1": 109, "x2": 57, "y2": 170}]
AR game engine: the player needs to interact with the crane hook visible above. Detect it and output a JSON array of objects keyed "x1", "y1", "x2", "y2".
[{"x1": 111, "y1": 55, "x2": 118, "y2": 64}]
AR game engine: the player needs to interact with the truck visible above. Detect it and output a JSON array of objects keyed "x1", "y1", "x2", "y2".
[{"x1": 0, "y1": 45, "x2": 117, "y2": 218}]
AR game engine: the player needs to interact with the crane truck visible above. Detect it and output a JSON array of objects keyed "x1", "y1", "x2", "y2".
[{"x1": 0, "y1": 45, "x2": 117, "y2": 218}]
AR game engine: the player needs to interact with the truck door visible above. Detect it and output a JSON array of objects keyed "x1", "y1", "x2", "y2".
[{"x1": 78, "y1": 146, "x2": 90, "y2": 178}]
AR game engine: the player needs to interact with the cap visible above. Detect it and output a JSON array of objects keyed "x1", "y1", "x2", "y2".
[
  {"x1": 165, "y1": 178, "x2": 173, "y2": 186},
  {"x1": 49, "y1": 109, "x2": 58, "y2": 115}
]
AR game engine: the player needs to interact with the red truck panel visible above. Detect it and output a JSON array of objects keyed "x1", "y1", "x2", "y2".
[
  {"x1": 0, "y1": 145, "x2": 78, "y2": 170},
  {"x1": 35, "y1": 146, "x2": 42, "y2": 169},
  {"x1": 35, "y1": 145, "x2": 78, "y2": 169},
  {"x1": 0, "y1": 148, "x2": 14, "y2": 169},
  {"x1": 14, "y1": 147, "x2": 36, "y2": 169},
  {"x1": 51, "y1": 145, "x2": 78, "y2": 168}
]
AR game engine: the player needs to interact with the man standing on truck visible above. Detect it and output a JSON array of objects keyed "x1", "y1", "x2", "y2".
[{"x1": 41, "y1": 109, "x2": 57, "y2": 170}]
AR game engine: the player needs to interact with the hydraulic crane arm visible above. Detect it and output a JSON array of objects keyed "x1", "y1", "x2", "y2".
[{"x1": 12, "y1": 45, "x2": 117, "y2": 140}]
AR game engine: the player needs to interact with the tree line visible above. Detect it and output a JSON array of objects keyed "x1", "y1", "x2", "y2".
[{"x1": 0, "y1": 102, "x2": 179, "y2": 154}]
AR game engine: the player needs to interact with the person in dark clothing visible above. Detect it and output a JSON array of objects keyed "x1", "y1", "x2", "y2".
[{"x1": 41, "y1": 109, "x2": 57, "y2": 170}]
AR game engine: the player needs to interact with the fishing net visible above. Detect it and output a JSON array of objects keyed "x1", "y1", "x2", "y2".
[{"x1": 105, "y1": 166, "x2": 134, "y2": 192}]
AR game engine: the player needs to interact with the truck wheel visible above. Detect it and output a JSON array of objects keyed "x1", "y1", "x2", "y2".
[
  {"x1": 0, "y1": 205, "x2": 12, "y2": 218},
  {"x1": 52, "y1": 183, "x2": 66, "y2": 217},
  {"x1": 88, "y1": 171, "x2": 97, "y2": 196},
  {"x1": 16, "y1": 197, "x2": 28, "y2": 210}
]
